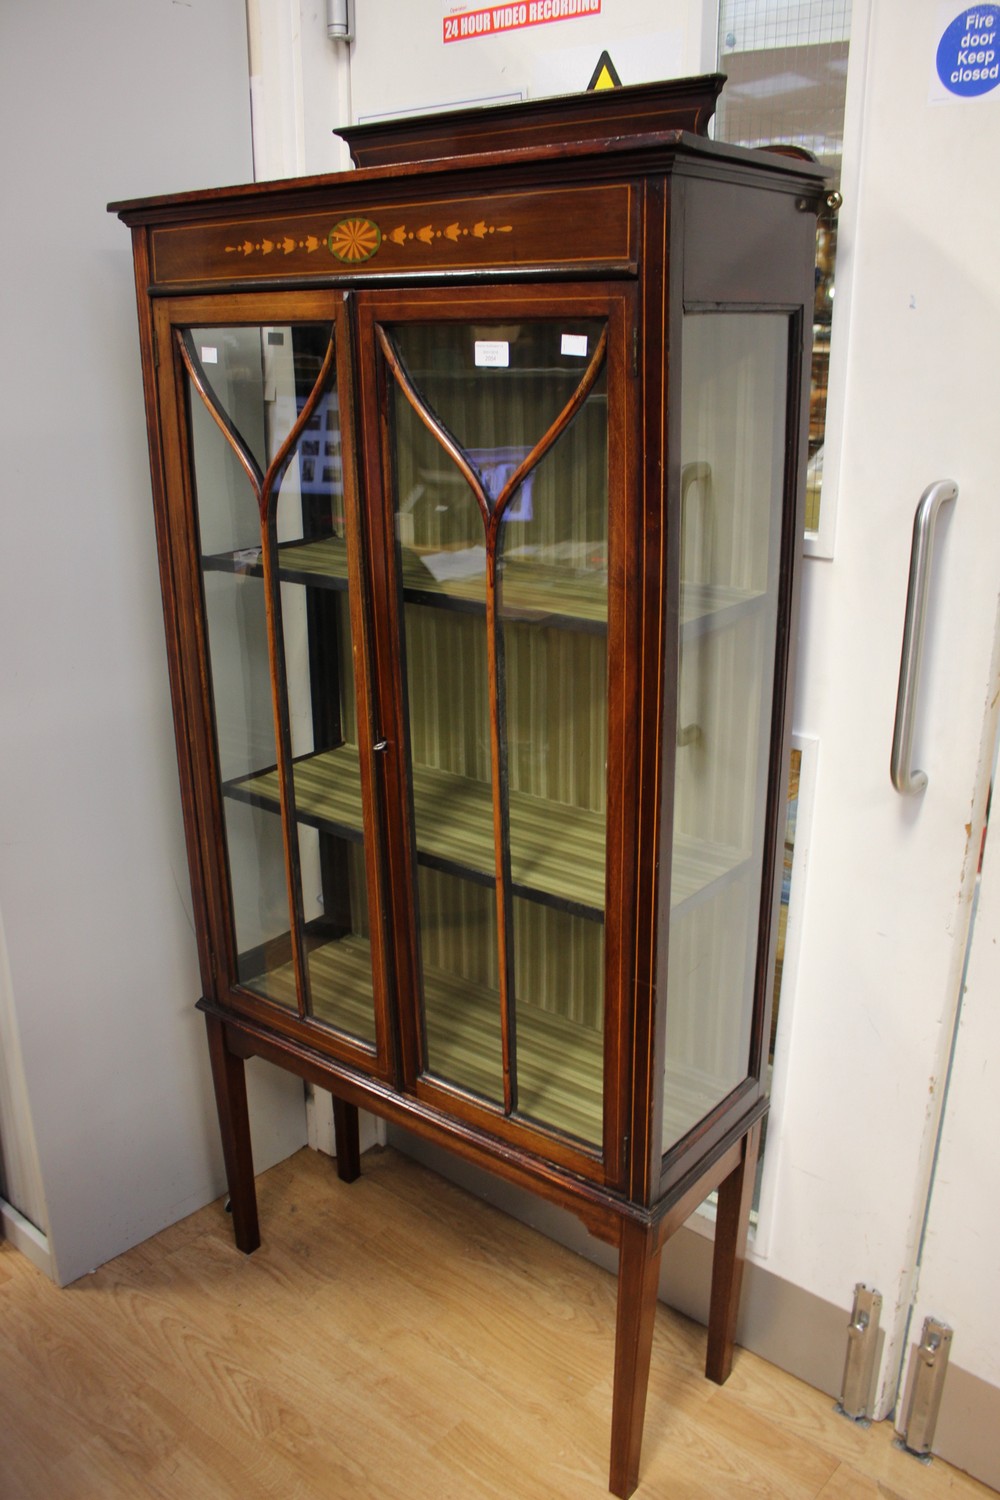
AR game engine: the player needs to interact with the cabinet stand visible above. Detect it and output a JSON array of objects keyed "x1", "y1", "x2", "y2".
[
  {"x1": 610, "y1": 1218, "x2": 665, "y2": 1497},
  {"x1": 204, "y1": 1014, "x2": 260, "y2": 1255},
  {"x1": 205, "y1": 1016, "x2": 760, "y2": 1500},
  {"x1": 331, "y1": 1096, "x2": 362, "y2": 1183},
  {"x1": 707, "y1": 1120, "x2": 762, "y2": 1385}
]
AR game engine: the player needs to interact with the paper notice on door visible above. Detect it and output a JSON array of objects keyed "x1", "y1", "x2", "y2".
[{"x1": 443, "y1": 2, "x2": 602, "y2": 44}]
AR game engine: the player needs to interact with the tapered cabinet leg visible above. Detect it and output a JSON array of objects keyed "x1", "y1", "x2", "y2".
[
  {"x1": 609, "y1": 1217, "x2": 663, "y2": 1499},
  {"x1": 332, "y1": 1094, "x2": 361, "y2": 1183},
  {"x1": 204, "y1": 1015, "x2": 260, "y2": 1254},
  {"x1": 706, "y1": 1119, "x2": 761, "y2": 1385}
]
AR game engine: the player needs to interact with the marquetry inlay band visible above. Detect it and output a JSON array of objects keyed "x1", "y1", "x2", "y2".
[
  {"x1": 149, "y1": 184, "x2": 634, "y2": 286},
  {"x1": 225, "y1": 234, "x2": 325, "y2": 258},
  {"x1": 385, "y1": 219, "x2": 513, "y2": 245},
  {"x1": 224, "y1": 215, "x2": 516, "y2": 264}
]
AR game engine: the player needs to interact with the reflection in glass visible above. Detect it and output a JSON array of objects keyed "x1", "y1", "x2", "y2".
[
  {"x1": 387, "y1": 320, "x2": 608, "y2": 1144},
  {"x1": 185, "y1": 324, "x2": 377, "y2": 1043},
  {"x1": 715, "y1": 1, "x2": 851, "y2": 531},
  {"x1": 663, "y1": 312, "x2": 788, "y2": 1154}
]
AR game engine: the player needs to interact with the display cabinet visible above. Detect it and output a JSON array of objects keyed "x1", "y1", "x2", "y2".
[{"x1": 111, "y1": 76, "x2": 825, "y2": 1497}]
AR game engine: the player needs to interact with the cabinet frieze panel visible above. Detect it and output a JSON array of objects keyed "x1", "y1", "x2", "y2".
[{"x1": 149, "y1": 183, "x2": 635, "y2": 287}]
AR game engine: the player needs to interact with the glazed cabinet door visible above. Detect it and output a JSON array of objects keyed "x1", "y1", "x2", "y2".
[
  {"x1": 355, "y1": 286, "x2": 636, "y2": 1181},
  {"x1": 152, "y1": 291, "x2": 394, "y2": 1079}
]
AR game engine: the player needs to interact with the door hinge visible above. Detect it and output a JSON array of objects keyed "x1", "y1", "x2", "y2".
[
  {"x1": 837, "y1": 1283, "x2": 882, "y2": 1423},
  {"x1": 896, "y1": 1316, "x2": 953, "y2": 1459}
]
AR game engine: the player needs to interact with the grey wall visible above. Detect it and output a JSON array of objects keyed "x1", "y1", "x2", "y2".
[{"x1": 0, "y1": 0, "x2": 308, "y2": 1285}]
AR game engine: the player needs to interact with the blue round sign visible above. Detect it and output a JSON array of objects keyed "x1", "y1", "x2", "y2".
[{"x1": 937, "y1": 8, "x2": 1000, "y2": 95}]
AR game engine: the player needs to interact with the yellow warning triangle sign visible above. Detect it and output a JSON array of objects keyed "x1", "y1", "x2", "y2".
[{"x1": 587, "y1": 51, "x2": 622, "y2": 91}]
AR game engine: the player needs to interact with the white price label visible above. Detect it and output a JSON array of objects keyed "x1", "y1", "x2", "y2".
[
  {"x1": 560, "y1": 333, "x2": 589, "y2": 357},
  {"x1": 474, "y1": 340, "x2": 510, "y2": 368},
  {"x1": 200, "y1": 346, "x2": 219, "y2": 364}
]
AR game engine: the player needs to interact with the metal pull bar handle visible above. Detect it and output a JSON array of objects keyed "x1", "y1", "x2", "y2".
[{"x1": 891, "y1": 479, "x2": 958, "y2": 794}]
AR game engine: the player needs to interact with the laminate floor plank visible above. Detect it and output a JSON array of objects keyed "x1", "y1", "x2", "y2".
[
  {"x1": 0, "y1": 1146, "x2": 994, "y2": 1500},
  {"x1": 718, "y1": 1358, "x2": 992, "y2": 1499}
]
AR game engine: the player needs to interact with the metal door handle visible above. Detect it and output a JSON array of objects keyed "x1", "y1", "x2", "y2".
[{"x1": 891, "y1": 480, "x2": 958, "y2": 794}]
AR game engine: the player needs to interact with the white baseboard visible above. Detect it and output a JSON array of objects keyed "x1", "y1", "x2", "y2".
[
  {"x1": 306, "y1": 1087, "x2": 386, "y2": 1157},
  {"x1": 1, "y1": 1196, "x2": 54, "y2": 1281}
]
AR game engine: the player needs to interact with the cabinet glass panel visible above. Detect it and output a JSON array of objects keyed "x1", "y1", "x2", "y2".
[
  {"x1": 183, "y1": 323, "x2": 377, "y2": 1044},
  {"x1": 384, "y1": 319, "x2": 608, "y2": 1146},
  {"x1": 662, "y1": 312, "x2": 788, "y2": 1153}
]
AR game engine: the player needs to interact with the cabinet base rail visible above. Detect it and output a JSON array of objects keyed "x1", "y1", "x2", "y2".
[{"x1": 202, "y1": 1006, "x2": 764, "y2": 1499}]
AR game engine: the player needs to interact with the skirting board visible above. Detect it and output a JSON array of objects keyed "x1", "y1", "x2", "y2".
[
  {"x1": 1, "y1": 1196, "x2": 53, "y2": 1281},
  {"x1": 387, "y1": 1124, "x2": 848, "y2": 1401},
  {"x1": 307, "y1": 1090, "x2": 387, "y2": 1157}
]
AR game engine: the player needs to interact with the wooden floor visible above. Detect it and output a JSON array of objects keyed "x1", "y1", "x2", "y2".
[{"x1": 1, "y1": 1146, "x2": 993, "y2": 1500}]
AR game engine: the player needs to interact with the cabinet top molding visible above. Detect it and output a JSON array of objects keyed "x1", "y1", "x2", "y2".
[
  {"x1": 108, "y1": 74, "x2": 826, "y2": 226},
  {"x1": 338, "y1": 71, "x2": 726, "y2": 168}
]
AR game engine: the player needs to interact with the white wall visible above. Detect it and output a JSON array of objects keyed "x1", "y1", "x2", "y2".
[
  {"x1": 348, "y1": 0, "x2": 715, "y2": 122},
  {"x1": 242, "y1": 0, "x2": 704, "y2": 183},
  {"x1": 0, "y1": 0, "x2": 308, "y2": 1286}
]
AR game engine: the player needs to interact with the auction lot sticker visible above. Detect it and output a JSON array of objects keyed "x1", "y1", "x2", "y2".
[{"x1": 936, "y1": 8, "x2": 1000, "y2": 95}]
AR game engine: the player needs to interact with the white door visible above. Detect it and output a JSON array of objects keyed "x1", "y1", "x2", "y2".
[
  {"x1": 253, "y1": 0, "x2": 1000, "y2": 1472},
  {"x1": 772, "y1": 0, "x2": 1000, "y2": 1455},
  {"x1": 900, "y1": 772, "x2": 1000, "y2": 1485}
]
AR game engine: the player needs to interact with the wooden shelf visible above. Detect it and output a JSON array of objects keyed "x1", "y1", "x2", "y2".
[
  {"x1": 203, "y1": 537, "x2": 765, "y2": 638},
  {"x1": 669, "y1": 831, "x2": 749, "y2": 913},
  {"x1": 228, "y1": 744, "x2": 606, "y2": 919},
  {"x1": 420, "y1": 959, "x2": 604, "y2": 1146},
  {"x1": 245, "y1": 922, "x2": 721, "y2": 1150},
  {"x1": 245, "y1": 930, "x2": 378, "y2": 1045},
  {"x1": 244, "y1": 930, "x2": 603, "y2": 1146},
  {"x1": 226, "y1": 742, "x2": 745, "y2": 920},
  {"x1": 662, "y1": 1059, "x2": 742, "y2": 1154}
]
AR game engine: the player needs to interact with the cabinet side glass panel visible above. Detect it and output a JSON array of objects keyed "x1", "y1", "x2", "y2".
[
  {"x1": 386, "y1": 320, "x2": 607, "y2": 1147},
  {"x1": 662, "y1": 312, "x2": 788, "y2": 1154},
  {"x1": 186, "y1": 324, "x2": 377, "y2": 1042}
]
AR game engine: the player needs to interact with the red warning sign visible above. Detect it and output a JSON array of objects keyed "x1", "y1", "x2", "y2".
[{"x1": 443, "y1": 1, "x2": 602, "y2": 44}]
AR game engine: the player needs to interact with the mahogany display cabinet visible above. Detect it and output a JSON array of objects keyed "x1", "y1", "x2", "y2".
[{"x1": 111, "y1": 76, "x2": 826, "y2": 1496}]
